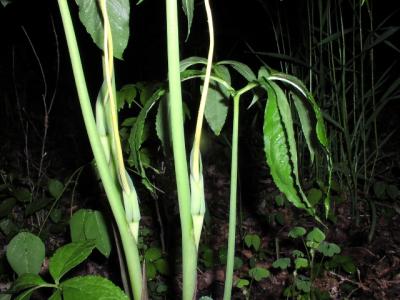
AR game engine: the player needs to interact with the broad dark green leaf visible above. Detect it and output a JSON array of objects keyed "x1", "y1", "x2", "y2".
[
  {"x1": 236, "y1": 279, "x2": 249, "y2": 288},
  {"x1": 11, "y1": 274, "x2": 48, "y2": 293},
  {"x1": 61, "y1": 276, "x2": 128, "y2": 300},
  {"x1": 13, "y1": 188, "x2": 31, "y2": 203},
  {"x1": 25, "y1": 197, "x2": 53, "y2": 216},
  {"x1": 248, "y1": 267, "x2": 270, "y2": 281},
  {"x1": 128, "y1": 88, "x2": 165, "y2": 193},
  {"x1": 244, "y1": 234, "x2": 261, "y2": 251},
  {"x1": 48, "y1": 179, "x2": 64, "y2": 199},
  {"x1": 288, "y1": 226, "x2": 306, "y2": 238},
  {"x1": 70, "y1": 209, "x2": 90, "y2": 242},
  {"x1": 204, "y1": 82, "x2": 229, "y2": 136},
  {"x1": 155, "y1": 94, "x2": 171, "y2": 154},
  {"x1": 292, "y1": 93, "x2": 315, "y2": 162},
  {"x1": 6, "y1": 232, "x2": 45, "y2": 276},
  {"x1": 0, "y1": 197, "x2": 16, "y2": 218},
  {"x1": 154, "y1": 258, "x2": 169, "y2": 275},
  {"x1": 84, "y1": 211, "x2": 112, "y2": 257},
  {"x1": 144, "y1": 247, "x2": 162, "y2": 262},
  {"x1": 317, "y1": 241, "x2": 341, "y2": 257},
  {"x1": 272, "y1": 257, "x2": 291, "y2": 270},
  {"x1": 49, "y1": 290, "x2": 62, "y2": 300},
  {"x1": 49, "y1": 241, "x2": 96, "y2": 282},
  {"x1": 75, "y1": 0, "x2": 130, "y2": 60},
  {"x1": 117, "y1": 84, "x2": 137, "y2": 111},
  {"x1": 294, "y1": 258, "x2": 309, "y2": 269},
  {"x1": 263, "y1": 81, "x2": 311, "y2": 211}
]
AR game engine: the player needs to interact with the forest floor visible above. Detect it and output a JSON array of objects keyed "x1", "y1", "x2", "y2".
[{"x1": 0, "y1": 124, "x2": 399, "y2": 300}]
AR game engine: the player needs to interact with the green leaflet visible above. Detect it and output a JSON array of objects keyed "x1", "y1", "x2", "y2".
[
  {"x1": 181, "y1": 0, "x2": 194, "y2": 40},
  {"x1": 217, "y1": 60, "x2": 256, "y2": 82},
  {"x1": 75, "y1": 0, "x2": 130, "y2": 60},
  {"x1": 204, "y1": 82, "x2": 229, "y2": 136},
  {"x1": 180, "y1": 56, "x2": 208, "y2": 72},
  {"x1": 61, "y1": 275, "x2": 128, "y2": 300},
  {"x1": 263, "y1": 81, "x2": 312, "y2": 212},
  {"x1": 292, "y1": 93, "x2": 315, "y2": 163},
  {"x1": 267, "y1": 71, "x2": 332, "y2": 218},
  {"x1": 128, "y1": 88, "x2": 165, "y2": 194},
  {"x1": 6, "y1": 232, "x2": 45, "y2": 276}
]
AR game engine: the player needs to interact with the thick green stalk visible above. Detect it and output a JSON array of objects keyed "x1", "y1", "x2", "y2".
[
  {"x1": 223, "y1": 83, "x2": 257, "y2": 300},
  {"x1": 165, "y1": 0, "x2": 197, "y2": 299},
  {"x1": 57, "y1": 1, "x2": 142, "y2": 299}
]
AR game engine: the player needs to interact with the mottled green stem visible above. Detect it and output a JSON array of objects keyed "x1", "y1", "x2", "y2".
[
  {"x1": 57, "y1": 1, "x2": 142, "y2": 299},
  {"x1": 165, "y1": 0, "x2": 197, "y2": 299}
]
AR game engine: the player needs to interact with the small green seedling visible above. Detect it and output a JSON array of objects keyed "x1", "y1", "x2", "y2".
[{"x1": 7, "y1": 237, "x2": 127, "y2": 299}]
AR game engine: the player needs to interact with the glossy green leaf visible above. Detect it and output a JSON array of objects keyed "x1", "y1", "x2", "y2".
[
  {"x1": 61, "y1": 275, "x2": 128, "y2": 299},
  {"x1": 294, "y1": 258, "x2": 309, "y2": 269},
  {"x1": 329, "y1": 255, "x2": 356, "y2": 274},
  {"x1": 292, "y1": 93, "x2": 315, "y2": 162},
  {"x1": 49, "y1": 241, "x2": 96, "y2": 283},
  {"x1": 117, "y1": 84, "x2": 137, "y2": 111},
  {"x1": 317, "y1": 241, "x2": 341, "y2": 257},
  {"x1": 6, "y1": 232, "x2": 45, "y2": 276},
  {"x1": 248, "y1": 267, "x2": 270, "y2": 281},
  {"x1": 75, "y1": 0, "x2": 130, "y2": 60},
  {"x1": 13, "y1": 188, "x2": 31, "y2": 203},
  {"x1": 244, "y1": 234, "x2": 261, "y2": 251},
  {"x1": 263, "y1": 81, "x2": 312, "y2": 212},
  {"x1": 217, "y1": 60, "x2": 256, "y2": 81},
  {"x1": 306, "y1": 227, "x2": 326, "y2": 243},
  {"x1": 181, "y1": 0, "x2": 194, "y2": 40},
  {"x1": 84, "y1": 211, "x2": 112, "y2": 257},
  {"x1": 272, "y1": 257, "x2": 291, "y2": 270},
  {"x1": 154, "y1": 258, "x2": 169, "y2": 275},
  {"x1": 295, "y1": 277, "x2": 311, "y2": 293},
  {"x1": 146, "y1": 262, "x2": 157, "y2": 280},
  {"x1": 48, "y1": 179, "x2": 64, "y2": 199},
  {"x1": 234, "y1": 257, "x2": 243, "y2": 270},
  {"x1": 49, "y1": 290, "x2": 62, "y2": 300},
  {"x1": 288, "y1": 226, "x2": 306, "y2": 238},
  {"x1": 155, "y1": 94, "x2": 171, "y2": 154},
  {"x1": 204, "y1": 82, "x2": 229, "y2": 136},
  {"x1": 268, "y1": 71, "x2": 329, "y2": 148},
  {"x1": 236, "y1": 278, "x2": 249, "y2": 288},
  {"x1": 14, "y1": 287, "x2": 36, "y2": 300},
  {"x1": 70, "y1": 209, "x2": 90, "y2": 242},
  {"x1": 11, "y1": 274, "x2": 48, "y2": 293},
  {"x1": 212, "y1": 64, "x2": 231, "y2": 85},
  {"x1": 307, "y1": 188, "x2": 323, "y2": 206},
  {"x1": 128, "y1": 88, "x2": 165, "y2": 193},
  {"x1": 25, "y1": 197, "x2": 53, "y2": 216},
  {"x1": 144, "y1": 247, "x2": 162, "y2": 262},
  {"x1": 292, "y1": 250, "x2": 305, "y2": 258}
]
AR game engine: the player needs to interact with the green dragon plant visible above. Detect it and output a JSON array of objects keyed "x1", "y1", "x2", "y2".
[{"x1": 56, "y1": 0, "x2": 332, "y2": 300}]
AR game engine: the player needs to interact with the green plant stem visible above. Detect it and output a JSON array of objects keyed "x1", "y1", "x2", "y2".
[
  {"x1": 165, "y1": 0, "x2": 197, "y2": 299},
  {"x1": 57, "y1": 1, "x2": 142, "y2": 299},
  {"x1": 223, "y1": 83, "x2": 257, "y2": 300}
]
